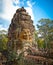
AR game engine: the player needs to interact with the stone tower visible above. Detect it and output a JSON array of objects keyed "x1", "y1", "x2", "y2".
[{"x1": 8, "y1": 7, "x2": 37, "y2": 53}]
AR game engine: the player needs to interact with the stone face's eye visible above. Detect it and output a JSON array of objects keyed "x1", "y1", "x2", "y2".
[
  {"x1": 23, "y1": 31, "x2": 27, "y2": 34},
  {"x1": 23, "y1": 35, "x2": 27, "y2": 39}
]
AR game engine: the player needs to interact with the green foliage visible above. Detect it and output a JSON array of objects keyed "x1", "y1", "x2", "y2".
[
  {"x1": 8, "y1": 51, "x2": 18, "y2": 61},
  {"x1": 0, "y1": 30, "x2": 8, "y2": 51},
  {"x1": 35, "y1": 31, "x2": 45, "y2": 49},
  {"x1": 37, "y1": 19, "x2": 53, "y2": 49}
]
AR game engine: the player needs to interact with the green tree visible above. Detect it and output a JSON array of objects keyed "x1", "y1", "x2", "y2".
[
  {"x1": 0, "y1": 30, "x2": 8, "y2": 51},
  {"x1": 35, "y1": 31, "x2": 44, "y2": 49},
  {"x1": 37, "y1": 19, "x2": 53, "y2": 49}
]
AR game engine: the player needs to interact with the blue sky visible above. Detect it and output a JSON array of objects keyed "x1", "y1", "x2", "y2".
[{"x1": 0, "y1": 0, "x2": 53, "y2": 30}]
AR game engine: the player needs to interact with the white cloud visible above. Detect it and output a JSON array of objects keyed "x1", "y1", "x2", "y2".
[
  {"x1": 27, "y1": 1, "x2": 32, "y2": 8},
  {"x1": 27, "y1": 1, "x2": 36, "y2": 8},
  {"x1": 26, "y1": 1, "x2": 35, "y2": 20},
  {"x1": 1, "y1": 0, "x2": 35, "y2": 21},
  {"x1": 2, "y1": 0, "x2": 20, "y2": 21},
  {"x1": 2, "y1": 0, "x2": 34, "y2": 21},
  {"x1": 1, "y1": 0, "x2": 35, "y2": 30},
  {"x1": 1, "y1": 0, "x2": 20, "y2": 30},
  {"x1": 13, "y1": 0, "x2": 20, "y2": 5},
  {"x1": 25, "y1": 7, "x2": 34, "y2": 20},
  {"x1": 0, "y1": 25, "x2": 7, "y2": 30}
]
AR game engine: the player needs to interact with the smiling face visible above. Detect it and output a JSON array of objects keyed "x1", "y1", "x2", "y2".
[{"x1": 19, "y1": 29, "x2": 33, "y2": 43}]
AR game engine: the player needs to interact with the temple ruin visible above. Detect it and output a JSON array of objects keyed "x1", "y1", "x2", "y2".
[
  {"x1": 8, "y1": 7, "x2": 37, "y2": 53},
  {"x1": 0, "y1": 7, "x2": 53, "y2": 65}
]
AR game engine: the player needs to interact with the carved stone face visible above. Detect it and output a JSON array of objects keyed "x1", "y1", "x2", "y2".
[{"x1": 19, "y1": 29, "x2": 32, "y2": 43}]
